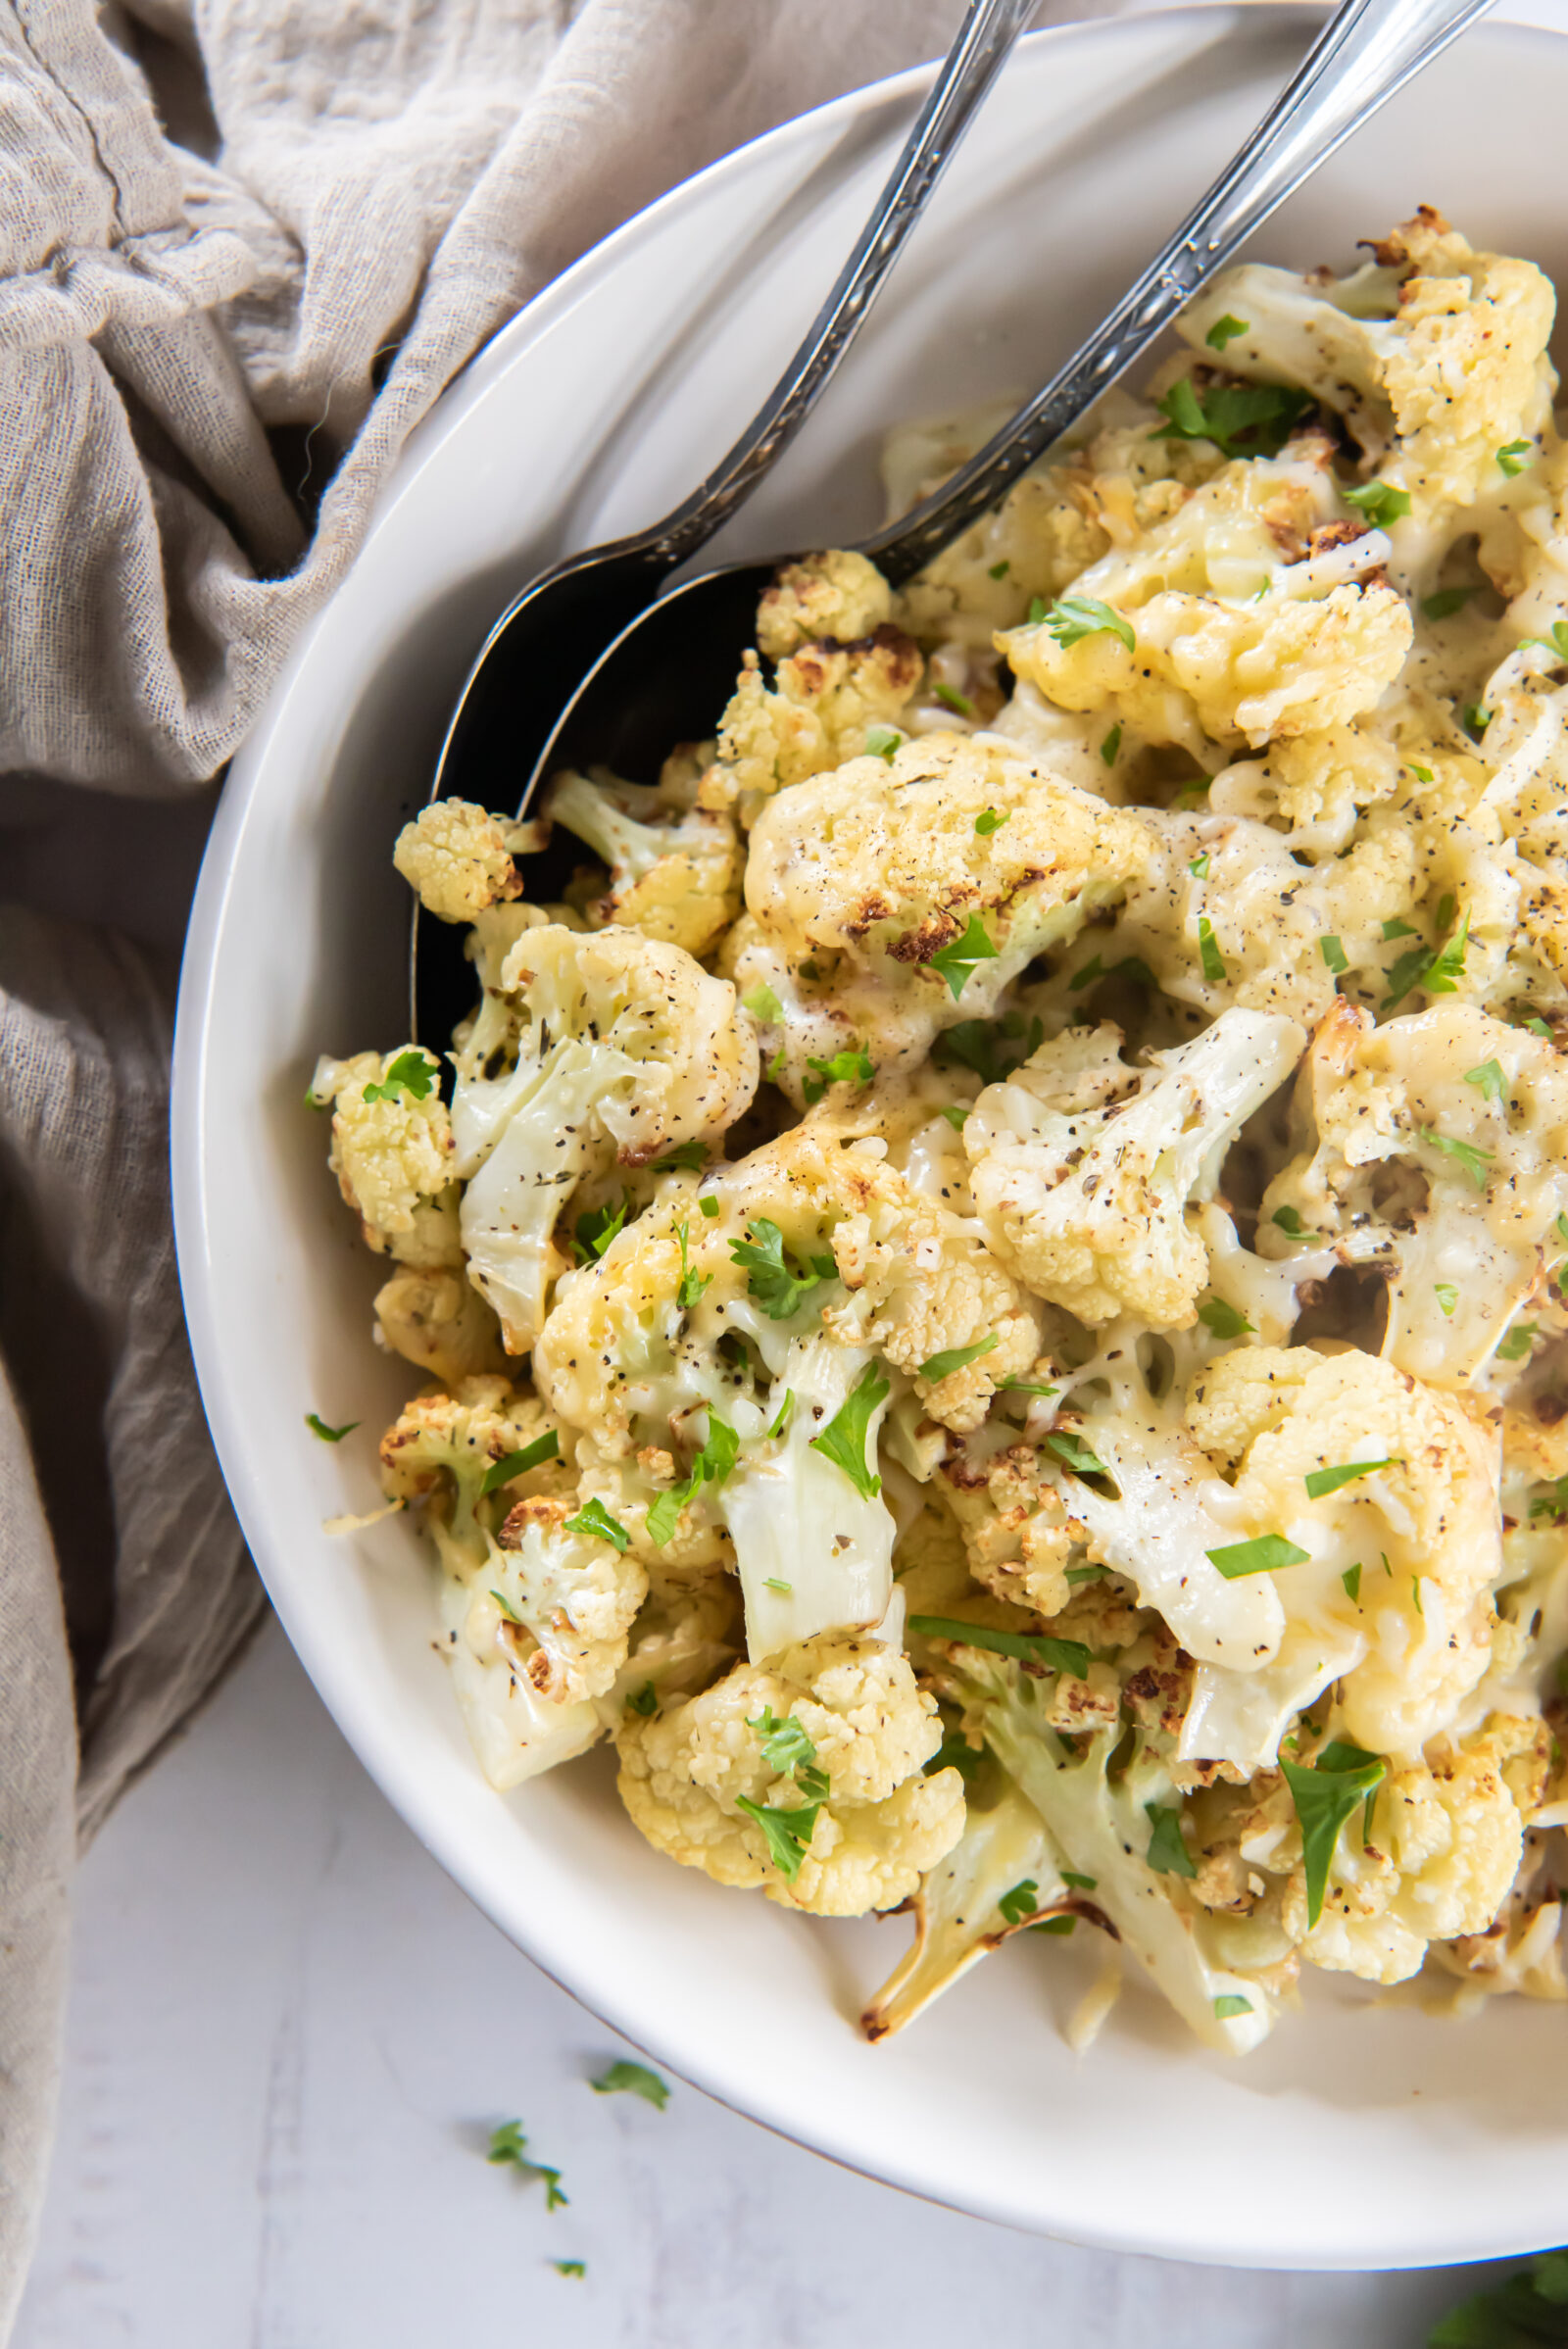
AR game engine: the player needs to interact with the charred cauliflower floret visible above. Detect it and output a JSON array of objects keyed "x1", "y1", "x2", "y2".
[
  {"x1": 449, "y1": 924, "x2": 758, "y2": 1351},
  {"x1": 713, "y1": 627, "x2": 925, "y2": 821},
  {"x1": 393, "y1": 796, "x2": 541, "y2": 924},
  {"x1": 755, "y1": 551, "x2": 894, "y2": 660},
  {"x1": 614, "y1": 1635, "x2": 965, "y2": 1915},
  {"x1": 997, "y1": 452, "x2": 1412, "y2": 755},
  {"x1": 1261, "y1": 998, "x2": 1568, "y2": 1385},
  {"x1": 1183, "y1": 1345, "x2": 1502, "y2": 1763},
  {"x1": 734, "y1": 731, "x2": 1150, "y2": 1091},
  {"x1": 542, "y1": 761, "x2": 741, "y2": 958},
  {"x1": 1179, "y1": 208, "x2": 1557, "y2": 522},
  {"x1": 962, "y1": 1007, "x2": 1303, "y2": 1327},
  {"x1": 310, "y1": 1047, "x2": 461, "y2": 1267}
]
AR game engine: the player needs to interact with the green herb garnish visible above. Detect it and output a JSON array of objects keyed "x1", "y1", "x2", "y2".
[
  {"x1": 1272, "y1": 1204, "x2": 1305, "y2": 1236},
  {"x1": 919, "y1": 1333, "x2": 999, "y2": 1382},
  {"x1": 803, "y1": 1042, "x2": 874, "y2": 1103},
  {"x1": 1101, "y1": 723, "x2": 1122, "y2": 766},
  {"x1": 1305, "y1": 1457, "x2": 1395, "y2": 1498},
  {"x1": 864, "y1": 725, "x2": 903, "y2": 762},
  {"x1": 974, "y1": 807, "x2": 1008, "y2": 836},
  {"x1": 1464, "y1": 1058, "x2": 1506, "y2": 1106},
  {"x1": 626, "y1": 1682, "x2": 658, "y2": 1717},
  {"x1": 1343, "y1": 1563, "x2": 1362, "y2": 1601},
  {"x1": 1496, "y1": 439, "x2": 1536, "y2": 476},
  {"x1": 1420, "y1": 1126, "x2": 1494, "y2": 1190},
  {"x1": 675, "y1": 1219, "x2": 710, "y2": 1314},
  {"x1": 1047, "y1": 1430, "x2": 1107, "y2": 1476},
  {"x1": 645, "y1": 1409, "x2": 738, "y2": 1547},
  {"x1": 553, "y1": 2260, "x2": 586, "y2": 2278},
  {"x1": 1040, "y1": 593, "x2": 1136, "y2": 653},
  {"x1": 1281, "y1": 1743, "x2": 1386, "y2": 1928},
  {"x1": 306, "y1": 1412, "x2": 359, "y2": 1443},
  {"x1": 1342, "y1": 480, "x2": 1411, "y2": 527},
  {"x1": 1145, "y1": 1801, "x2": 1198, "y2": 1879},
  {"x1": 907, "y1": 1615, "x2": 1091, "y2": 1677},
  {"x1": 1496, "y1": 1322, "x2": 1539, "y2": 1364},
  {"x1": 998, "y1": 1879, "x2": 1040, "y2": 1927},
  {"x1": 1422, "y1": 586, "x2": 1477, "y2": 622},
  {"x1": 479, "y1": 1429, "x2": 560, "y2": 1494},
  {"x1": 1198, "y1": 1297, "x2": 1253, "y2": 1339},
  {"x1": 574, "y1": 1196, "x2": 628, "y2": 1264},
  {"x1": 809, "y1": 1359, "x2": 890, "y2": 1498},
  {"x1": 1320, "y1": 934, "x2": 1348, "y2": 974},
  {"x1": 652, "y1": 1141, "x2": 709, "y2": 1171},
  {"x1": 1206, "y1": 1534, "x2": 1311, "y2": 1578},
  {"x1": 729, "y1": 1217, "x2": 836, "y2": 1319},
  {"x1": 933, "y1": 681, "x2": 975, "y2": 717},
  {"x1": 1152, "y1": 375, "x2": 1311, "y2": 461},
  {"x1": 1212, "y1": 1993, "x2": 1253, "y2": 2020},
  {"x1": 735, "y1": 1794, "x2": 821, "y2": 1881},
  {"x1": 928, "y1": 914, "x2": 1000, "y2": 1002},
  {"x1": 1527, "y1": 619, "x2": 1568, "y2": 663},
  {"x1": 1204, "y1": 314, "x2": 1250, "y2": 352},
  {"x1": 487, "y1": 2120, "x2": 567, "y2": 2209},
  {"x1": 564, "y1": 1497, "x2": 630, "y2": 1552},
  {"x1": 362, "y1": 1048, "x2": 437, "y2": 1104},
  {"x1": 1434, "y1": 1283, "x2": 1458, "y2": 1317},
  {"x1": 1198, "y1": 916, "x2": 1226, "y2": 983}
]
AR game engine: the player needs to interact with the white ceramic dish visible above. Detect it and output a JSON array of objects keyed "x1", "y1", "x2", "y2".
[{"x1": 174, "y1": 8, "x2": 1568, "y2": 2269}]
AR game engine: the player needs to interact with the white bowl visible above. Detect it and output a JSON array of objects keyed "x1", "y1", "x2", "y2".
[{"x1": 174, "y1": 7, "x2": 1568, "y2": 2270}]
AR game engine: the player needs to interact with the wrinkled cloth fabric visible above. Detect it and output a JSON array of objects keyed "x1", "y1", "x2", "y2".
[{"x1": 0, "y1": 0, "x2": 1052, "y2": 2326}]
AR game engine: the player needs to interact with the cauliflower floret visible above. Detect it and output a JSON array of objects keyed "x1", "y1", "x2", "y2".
[
  {"x1": 933, "y1": 1434, "x2": 1083, "y2": 1618},
  {"x1": 614, "y1": 1636, "x2": 964, "y2": 1915},
  {"x1": 449, "y1": 924, "x2": 758, "y2": 1350},
  {"x1": 1096, "y1": 806, "x2": 1416, "y2": 1027},
  {"x1": 483, "y1": 1492, "x2": 648, "y2": 1703},
  {"x1": 534, "y1": 1123, "x2": 1044, "y2": 1659},
  {"x1": 963, "y1": 1007, "x2": 1303, "y2": 1327},
  {"x1": 712, "y1": 627, "x2": 924, "y2": 821},
  {"x1": 1206, "y1": 720, "x2": 1404, "y2": 856},
  {"x1": 1179, "y1": 209, "x2": 1556, "y2": 521},
  {"x1": 310, "y1": 1047, "x2": 461, "y2": 1267},
  {"x1": 393, "y1": 797, "x2": 541, "y2": 924},
  {"x1": 1429, "y1": 1819, "x2": 1566, "y2": 2003},
  {"x1": 997, "y1": 452, "x2": 1412, "y2": 755},
  {"x1": 1261, "y1": 998, "x2": 1568, "y2": 1385},
  {"x1": 736, "y1": 730, "x2": 1151, "y2": 1091},
  {"x1": 756, "y1": 551, "x2": 893, "y2": 660},
  {"x1": 1185, "y1": 1344, "x2": 1501, "y2": 1763},
  {"x1": 541, "y1": 764, "x2": 741, "y2": 958},
  {"x1": 377, "y1": 1373, "x2": 575, "y2": 1565},
  {"x1": 372, "y1": 1264, "x2": 506, "y2": 1384}
]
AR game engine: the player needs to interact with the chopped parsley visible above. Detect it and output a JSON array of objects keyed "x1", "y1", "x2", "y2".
[
  {"x1": 1206, "y1": 1534, "x2": 1311, "y2": 1579},
  {"x1": 573, "y1": 1196, "x2": 628, "y2": 1264},
  {"x1": 929, "y1": 914, "x2": 1000, "y2": 1001},
  {"x1": 907, "y1": 1614, "x2": 1091, "y2": 1677},
  {"x1": 1463, "y1": 703, "x2": 1493, "y2": 737},
  {"x1": 361, "y1": 1048, "x2": 437, "y2": 1104},
  {"x1": 1047, "y1": 1430, "x2": 1107, "y2": 1476},
  {"x1": 808, "y1": 1359, "x2": 890, "y2": 1498},
  {"x1": 933, "y1": 1010, "x2": 1043, "y2": 1082},
  {"x1": 1204, "y1": 314, "x2": 1250, "y2": 352},
  {"x1": 1272, "y1": 1204, "x2": 1305, "y2": 1236},
  {"x1": 974, "y1": 807, "x2": 1008, "y2": 836},
  {"x1": 1304, "y1": 1456, "x2": 1395, "y2": 1498},
  {"x1": 1027, "y1": 595, "x2": 1048, "y2": 623},
  {"x1": 1424, "y1": 907, "x2": 1471, "y2": 995},
  {"x1": 803, "y1": 1042, "x2": 873, "y2": 1103},
  {"x1": 729, "y1": 1217, "x2": 836, "y2": 1319},
  {"x1": 675, "y1": 1219, "x2": 710, "y2": 1313},
  {"x1": 998, "y1": 1377, "x2": 1059, "y2": 1398},
  {"x1": 919, "y1": 1333, "x2": 999, "y2": 1383},
  {"x1": 1464, "y1": 1057, "x2": 1507, "y2": 1106},
  {"x1": 1342, "y1": 479, "x2": 1411, "y2": 527},
  {"x1": 306, "y1": 1412, "x2": 359, "y2": 1443},
  {"x1": 1527, "y1": 1015, "x2": 1555, "y2": 1040},
  {"x1": 699, "y1": 1193, "x2": 720, "y2": 1219},
  {"x1": 487, "y1": 2120, "x2": 567, "y2": 2209},
  {"x1": 1384, "y1": 908, "x2": 1469, "y2": 1010},
  {"x1": 1419, "y1": 1126, "x2": 1494, "y2": 1190},
  {"x1": 1281, "y1": 1742, "x2": 1386, "y2": 1928},
  {"x1": 1409, "y1": 763, "x2": 1434, "y2": 784},
  {"x1": 1152, "y1": 375, "x2": 1311, "y2": 461},
  {"x1": 1197, "y1": 916, "x2": 1226, "y2": 983},
  {"x1": 939, "y1": 1103, "x2": 969, "y2": 1132},
  {"x1": 1040, "y1": 593, "x2": 1136, "y2": 653},
  {"x1": 553, "y1": 2261, "x2": 586, "y2": 2279},
  {"x1": 1198, "y1": 1296, "x2": 1253, "y2": 1339},
  {"x1": 1496, "y1": 1321, "x2": 1539, "y2": 1364},
  {"x1": 645, "y1": 1409, "x2": 738, "y2": 1547},
  {"x1": 1062, "y1": 1870, "x2": 1098, "y2": 1890},
  {"x1": 1319, "y1": 934, "x2": 1348, "y2": 974},
  {"x1": 763, "y1": 1576, "x2": 792, "y2": 1594},
  {"x1": 1530, "y1": 1476, "x2": 1568, "y2": 1522},
  {"x1": 1422, "y1": 585, "x2": 1477, "y2": 621},
  {"x1": 988, "y1": 560, "x2": 1010, "y2": 580},
  {"x1": 1527, "y1": 618, "x2": 1568, "y2": 663},
  {"x1": 1212, "y1": 1994, "x2": 1253, "y2": 2020},
  {"x1": 750, "y1": 1704, "x2": 822, "y2": 1784},
  {"x1": 1382, "y1": 917, "x2": 1419, "y2": 941},
  {"x1": 626, "y1": 1682, "x2": 658, "y2": 1717},
  {"x1": 564, "y1": 1497, "x2": 630, "y2": 1553},
  {"x1": 1067, "y1": 952, "x2": 1155, "y2": 995},
  {"x1": 864, "y1": 724, "x2": 903, "y2": 761},
  {"x1": 735, "y1": 1794, "x2": 821, "y2": 1880},
  {"x1": 1342, "y1": 1563, "x2": 1362, "y2": 1602},
  {"x1": 933, "y1": 681, "x2": 975, "y2": 717},
  {"x1": 1430, "y1": 2248, "x2": 1568, "y2": 2347},
  {"x1": 1145, "y1": 1801, "x2": 1198, "y2": 1880},
  {"x1": 998, "y1": 1879, "x2": 1040, "y2": 1927},
  {"x1": 489, "y1": 1589, "x2": 521, "y2": 1623},
  {"x1": 1434, "y1": 1283, "x2": 1458, "y2": 1317},
  {"x1": 1101, "y1": 723, "x2": 1122, "y2": 766},
  {"x1": 652, "y1": 1141, "x2": 708, "y2": 1171},
  {"x1": 766, "y1": 1389, "x2": 795, "y2": 1440},
  {"x1": 479, "y1": 1429, "x2": 560, "y2": 1494},
  {"x1": 1189, "y1": 852, "x2": 1210, "y2": 879},
  {"x1": 1496, "y1": 439, "x2": 1536, "y2": 476},
  {"x1": 590, "y1": 2058, "x2": 671, "y2": 2109}
]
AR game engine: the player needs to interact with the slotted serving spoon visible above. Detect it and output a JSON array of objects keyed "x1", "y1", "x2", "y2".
[{"x1": 415, "y1": 0, "x2": 1494, "y2": 1041}]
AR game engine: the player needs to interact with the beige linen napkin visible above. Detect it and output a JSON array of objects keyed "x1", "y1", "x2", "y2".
[{"x1": 0, "y1": 0, "x2": 1032, "y2": 2326}]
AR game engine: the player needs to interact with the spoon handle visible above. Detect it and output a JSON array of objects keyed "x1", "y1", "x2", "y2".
[
  {"x1": 646, "y1": 0, "x2": 1041, "y2": 570},
  {"x1": 866, "y1": 0, "x2": 1496, "y2": 582}
]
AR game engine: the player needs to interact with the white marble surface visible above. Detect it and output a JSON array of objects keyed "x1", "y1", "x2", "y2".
[{"x1": 16, "y1": 1617, "x2": 1512, "y2": 2349}]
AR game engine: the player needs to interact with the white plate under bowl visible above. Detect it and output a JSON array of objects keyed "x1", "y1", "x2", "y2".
[{"x1": 174, "y1": 8, "x2": 1568, "y2": 2270}]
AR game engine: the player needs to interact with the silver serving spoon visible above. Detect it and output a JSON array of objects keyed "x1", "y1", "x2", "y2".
[
  {"x1": 413, "y1": 0, "x2": 1041, "y2": 1040},
  {"x1": 416, "y1": 0, "x2": 1493, "y2": 1039}
]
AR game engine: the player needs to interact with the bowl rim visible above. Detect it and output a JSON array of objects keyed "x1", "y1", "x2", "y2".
[{"x1": 173, "y1": 5, "x2": 1568, "y2": 2273}]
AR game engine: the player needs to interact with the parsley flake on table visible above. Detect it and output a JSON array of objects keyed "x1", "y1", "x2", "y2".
[
  {"x1": 928, "y1": 914, "x2": 1000, "y2": 1001},
  {"x1": 487, "y1": 2120, "x2": 568, "y2": 2209},
  {"x1": 808, "y1": 1359, "x2": 889, "y2": 1498},
  {"x1": 1281, "y1": 1743, "x2": 1387, "y2": 1928},
  {"x1": 479, "y1": 1429, "x2": 560, "y2": 1494},
  {"x1": 564, "y1": 1497, "x2": 630, "y2": 1552},
  {"x1": 306, "y1": 1412, "x2": 359, "y2": 1443},
  {"x1": 1304, "y1": 1456, "x2": 1396, "y2": 1498},
  {"x1": 907, "y1": 1615, "x2": 1090, "y2": 1677},
  {"x1": 553, "y1": 2261, "x2": 586, "y2": 2278},
  {"x1": 918, "y1": 1333, "x2": 999, "y2": 1382},
  {"x1": 729, "y1": 1217, "x2": 836, "y2": 1319},
  {"x1": 361, "y1": 1048, "x2": 437, "y2": 1104},
  {"x1": 1206, "y1": 1534, "x2": 1311, "y2": 1579},
  {"x1": 1342, "y1": 479, "x2": 1411, "y2": 527},
  {"x1": 590, "y1": 2059, "x2": 670, "y2": 2110},
  {"x1": 1039, "y1": 592, "x2": 1135, "y2": 652}
]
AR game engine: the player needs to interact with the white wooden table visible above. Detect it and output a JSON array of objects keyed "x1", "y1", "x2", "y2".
[{"x1": 15, "y1": 1617, "x2": 1509, "y2": 2349}]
